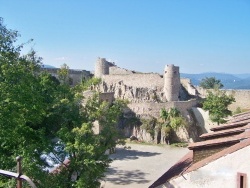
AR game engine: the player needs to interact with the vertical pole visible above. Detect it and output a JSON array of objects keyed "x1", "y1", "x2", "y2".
[{"x1": 16, "y1": 156, "x2": 22, "y2": 188}]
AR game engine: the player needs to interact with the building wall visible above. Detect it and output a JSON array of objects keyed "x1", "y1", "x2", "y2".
[{"x1": 161, "y1": 145, "x2": 250, "y2": 188}]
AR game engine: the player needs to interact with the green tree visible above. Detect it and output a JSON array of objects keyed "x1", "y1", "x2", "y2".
[
  {"x1": 0, "y1": 18, "x2": 51, "y2": 186},
  {"x1": 0, "y1": 18, "x2": 126, "y2": 188},
  {"x1": 202, "y1": 90, "x2": 235, "y2": 124},
  {"x1": 81, "y1": 77, "x2": 101, "y2": 91},
  {"x1": 160, "y1": 108, "x2": 186, "y2": 144},
  {"x1": 199, "y1": 77, "x2": 224, "y2": 89},
  {"x1": 141, "y1": 117, "x2": 158, "y2": 139},
  {"x1": 58, "y1": 63, "x2": 71, "y2": 85}
]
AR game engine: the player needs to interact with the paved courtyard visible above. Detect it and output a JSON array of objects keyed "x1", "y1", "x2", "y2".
[{"x1": 101, "y1": 143, "x2": 189, "y2": 188}]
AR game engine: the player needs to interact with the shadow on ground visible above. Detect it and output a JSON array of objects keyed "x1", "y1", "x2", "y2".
[
  {"x1": 104, "y1": 167, "x2": 150, "y2": 185},
  {"x1": 110, "y1": 147, "x2": 162, "y2": 160}
]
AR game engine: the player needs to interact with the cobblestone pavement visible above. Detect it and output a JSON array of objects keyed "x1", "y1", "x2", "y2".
[{"x1": 101, "y1": 143, "x2": 189, "y2": 188}]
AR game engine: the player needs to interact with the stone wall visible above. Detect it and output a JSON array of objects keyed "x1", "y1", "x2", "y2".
[
  {"x1": 102, "y1": 73, "x2": 164, "y2": 88},
  {"x1": 42, "y1": 68, "x2": 92, "y2": 85},
  {"x1": 109, "y1": 66, "x2": 135, "y2": 75},
  {"x1": 196, "y1": 87, "x2": 250, "y2": 111},
  {"x1": 128, "y1": 102, "x2": 173, "y2": 118},
  {"x1": 99, "y1": 92, "x2": 114, "y2": 103},
  {"x1": 100, "y1": 74, "x2": 165, "y2": 103},
  {"x1": 226, "y1": 90, "x2": 250, "y2": 111},
  {"x1": 191, "y1": 107, "x2": 216, "y2": 133},
  {"x1": 181, "y1": 78, "x2": 197, "y2": 96}
]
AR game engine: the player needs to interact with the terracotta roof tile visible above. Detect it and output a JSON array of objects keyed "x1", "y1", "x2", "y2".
[
  {"x1": 231, "y1": 111, "x2": 250, "y2": 118},
  {"x1": 200, "y1": 123, "x2": 250, "y2": 139},
  {"x1": 149, "y1": 138, "x2": 250, "y2": 188},
  {"x1": 210, "y1": 119, "x2": 250, "y2": 131},
  {"x1": 188, "y1": 131, "x2": 250, "y2": 149}
]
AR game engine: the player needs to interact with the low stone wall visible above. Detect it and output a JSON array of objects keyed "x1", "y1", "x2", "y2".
[
  {"x1": 173, "y1": 99, "x2": 199, "y2": 116},
  {"x1": 226, "y1": 90, "x2": 250, "y2": 111}
]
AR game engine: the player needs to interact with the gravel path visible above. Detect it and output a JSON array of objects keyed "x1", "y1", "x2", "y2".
[{"x1": 101, "y1": 143, "x2": 189, "y2": 188}]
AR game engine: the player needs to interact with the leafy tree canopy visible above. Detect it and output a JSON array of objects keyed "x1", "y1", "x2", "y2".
[
  {"x1": 199, "y1": 77, "x2": 224, "y2": 89},
  {"x1": 0, "y1": 18, "x2": 126, "y2": 188},
  {"x1": 202, "y1": 90, "x2": 235, "y2": 124},
  {"x1": 160, "y1": 108, "x2": 186, "y2": 143}
]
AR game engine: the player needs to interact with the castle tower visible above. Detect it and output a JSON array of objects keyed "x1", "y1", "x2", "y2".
[
  {"x1": 94, "y1": 57, "x2": 109, "y2": 78},
  {"x1": 164, "y1": 64, "x2": 180, "y2": 101}
]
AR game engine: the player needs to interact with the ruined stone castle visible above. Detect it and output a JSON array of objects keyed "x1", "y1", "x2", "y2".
[
  {"x1": 94, "y1": 57, "x2": 198, "y2": 117},
  {"x1": 44, "y1": 57, "x2": 250, "y2": 143},
  {"x1": 93, "y1": 58, "x2": 201, "y2": 142}
]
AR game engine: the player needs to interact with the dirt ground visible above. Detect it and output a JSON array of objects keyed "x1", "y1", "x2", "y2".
[{"x1": 101, "y1": 143, "x2": 189, "y2": 188}]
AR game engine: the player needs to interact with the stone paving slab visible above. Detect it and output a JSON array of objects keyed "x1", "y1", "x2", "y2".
[{"x1": 101, "y1": 143, "x2": 189, "y2": 188}]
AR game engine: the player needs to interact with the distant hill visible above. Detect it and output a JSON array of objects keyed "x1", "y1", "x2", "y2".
[
  {"x1": 42, "y1": 64, "x2": 56, "y2": 69},
  {"x1": 180, "y1": 72, "x2": 250, "y2": 89}
]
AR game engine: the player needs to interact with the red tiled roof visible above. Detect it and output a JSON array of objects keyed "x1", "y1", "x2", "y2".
[
  {"x1": 200, "y1": 123, "x2": 250, "y2": 139},
  {"x1": 231, "y1": 111, "x2": 250, "y2": 119},
  {"x1": 149, "y1": 138, "x2": 250, "y2": 188},
  {"x1": 188, "y1": 131, "x2": 250, "y2": 149},
  {"x1": 210, "y1": 119, "x2": 250, "y2": 131},
  {"x1": 209, "y1": 112, "x2": 250, "y2": 132},
  {"x1": 149, "y1": 111, "x2": 250, "y2": 188}
]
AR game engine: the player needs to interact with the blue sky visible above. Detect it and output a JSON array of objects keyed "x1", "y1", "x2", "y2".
[{"x1": 1, "y1": 0, "x2": 250, "y2": 74}]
